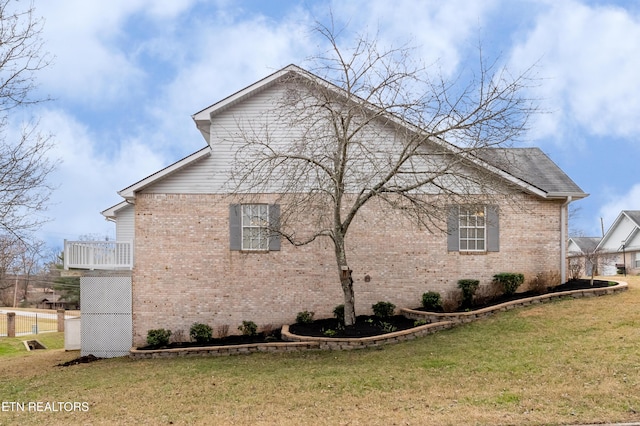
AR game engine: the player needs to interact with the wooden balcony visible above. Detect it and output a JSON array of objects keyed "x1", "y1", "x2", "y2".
[{"x1": 63, "y1": 240, "x2": 133, "y2": 270}]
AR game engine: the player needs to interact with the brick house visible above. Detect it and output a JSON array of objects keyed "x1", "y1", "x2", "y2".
[{"x1": 65, "y1": 65, "x2": 587, "y2": 348}]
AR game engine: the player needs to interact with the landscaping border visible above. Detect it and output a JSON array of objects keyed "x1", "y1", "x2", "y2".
[
  {"x1": 129, "y1": 280, "x2": 627, "y2": 359},
  {"x1": 401, "y1": 281, "x2": 628, "y2": 324}
]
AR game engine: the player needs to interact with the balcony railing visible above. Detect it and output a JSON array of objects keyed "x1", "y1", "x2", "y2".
[{"x1": 64, "y1": 240, "x2": 133, "y2": 270}]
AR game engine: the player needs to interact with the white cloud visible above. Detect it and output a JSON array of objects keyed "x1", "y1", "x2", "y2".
[
  {"x1": 37, "y1": 0, "x2": 200, "y2": 105},
  {"x1": 508, "y1": 0, "x2": 640, "y2": 142},
  {"x1": 599, "y1": 183, "x2": 640, "y2": 231},
  {"x1": 328, "y1": 0, "x2": 499, "y2": 76},
  {"x1": 37, "y1": 108, "x2": 167, "y2": 246}
]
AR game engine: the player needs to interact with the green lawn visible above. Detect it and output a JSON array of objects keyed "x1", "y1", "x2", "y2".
[
  {"x1": 0, "y1": 277, "x2": 639, "y2": 425},
  {"x1": 0, "y1": 332, "x2": 64, "y2": 357}
]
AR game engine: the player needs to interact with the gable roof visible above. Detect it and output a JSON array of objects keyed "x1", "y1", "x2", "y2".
[
  {"x1": 192, "y1": 64, "x2": 307, "y2": 144},
  {"x1": 597, "y1": 210, "x2": 640, "y2": 252},
  {"x1": 101, "y1": 201, "x2": 131, "y2": 221},
  {"x1": 475, "y1": 148, "x2": 586, "y2": 199},
  {"x1": 568, "y1": 237, "x2": 601, "y2": 254}
]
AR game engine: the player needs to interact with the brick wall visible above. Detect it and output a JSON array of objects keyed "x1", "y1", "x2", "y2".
[{"x1": 131, "y1": 193, "x2": 564, "y2": 346}]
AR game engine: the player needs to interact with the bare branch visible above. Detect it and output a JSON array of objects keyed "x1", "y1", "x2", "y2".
[{"x1": 226, "y1": 23, "x2": 538, "y2": 325}]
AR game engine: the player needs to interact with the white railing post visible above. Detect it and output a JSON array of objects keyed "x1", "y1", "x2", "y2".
[{"x1": 63, "y1": 239, "x2": 69, "y2": 270}]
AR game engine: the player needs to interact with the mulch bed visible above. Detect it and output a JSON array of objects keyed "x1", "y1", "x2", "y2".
[
  {"x1": 138, "y1": 331, "x2": 283, "y2": 350},
  {"x1": 289, "y1": 315, "x2": 416, "y2": 338},
  {"x1": 135, "y1": 279, "x2": 616, "y2": 349}
]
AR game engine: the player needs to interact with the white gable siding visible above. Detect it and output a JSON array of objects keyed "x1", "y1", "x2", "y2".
[
  {"x1": 116, "y1": 203, "x2": 135, "y2": 242},
  {"x1": 600, "y1": 216, "x2": 635, "y2": 252},
  {"x1": 140, "y1": 155, "x2": 223, "y2": 194},
  {"x1": 140, "y1": 81, "x2": 520, "y2": 198},
  {"x1": 567, "y1": 239, "x2": 582, "y2": 255},
  {"x1": 626, "y1": 231, "x2": 640, "y2": 250}
]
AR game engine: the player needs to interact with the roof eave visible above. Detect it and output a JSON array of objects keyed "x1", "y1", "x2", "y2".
[
  {"x1": 543, "y1": 192, "x2": 589, "y2": 200},
  {"x1": 118, "y1": 147, "x2": 212, "y2": 199}
]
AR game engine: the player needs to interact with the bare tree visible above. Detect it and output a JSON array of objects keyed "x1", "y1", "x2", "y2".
[
  {"x1": 0, "y1": 1, "x2": 55, "y2": 239},
  {"x1": 230, "y1": 24, "x2": 537, "y2": 326}
]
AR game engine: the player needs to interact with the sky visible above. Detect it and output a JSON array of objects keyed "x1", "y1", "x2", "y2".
[{"x1": 13, "y1": 0, "x2": 640, "y2": 249}]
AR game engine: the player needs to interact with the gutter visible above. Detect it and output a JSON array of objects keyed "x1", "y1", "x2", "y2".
[{"x1": 560, "y1": 196, "x2": 573, "y2": 283}]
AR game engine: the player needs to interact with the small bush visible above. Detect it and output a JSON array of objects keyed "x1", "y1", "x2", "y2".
[
  {"x1": 474, "y1": 282, "x2": 502, "y2": 306},
  {"x1": 529, "y1": 270, "x2": 561, "y2": 294},
  {"x1": 323, "y1": 328, "x2": 337, "y2": 337},
  {"x1": 295, "y1": 310, "x2": 315, "y2": 324},
  {"x1": 372, "y1": 301, "x2": 396, "y2": 318},
  {"x1": 421, "y1": 291, "x2": 442, "y2": 311},
  {"x1": 379, "y1": 321, "x2": 397, "y2": 333},
  {"x1": 189, "y1": 323, "x2": 212, "y2": 343},
  {"x1": 333, "y1": 304, "x2": 345, "y2": 323},
  {"x1": 216, "y1": 324, "x2": 230, "y2": 338},
  {"x1": 457, "y1": 279, "x2": 480, "y2": 308},
  {"x1": 493, "y1": 273, "x2": 525, "y2": 295},
  {"x1": 414, "y1": 319, "x2": 427, "y2": 327},
  {"x1": 146, "y1": 328, "x2": 171, "y2": 347},
  {"x1": 238, "y1": 320, "x2": 258, "y2": 336},
  {"x1": 442, "y1": 290, "x2": 462, "y2": 312}
]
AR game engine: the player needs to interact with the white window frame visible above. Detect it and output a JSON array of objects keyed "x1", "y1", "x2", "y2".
[
  {"x1": 459, "y1": 206, "x2": 486, "y2": 252},
  {"x1": 241, "y1": 204, "x2": 269, "y2": 251},
  {"x1": 635, "y1": 252, "x2": 640, "y2": 268}
]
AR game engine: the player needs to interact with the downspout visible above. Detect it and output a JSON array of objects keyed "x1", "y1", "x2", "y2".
[{"x1": 560, "y1": 196, "x2": 573, "y2": 283}]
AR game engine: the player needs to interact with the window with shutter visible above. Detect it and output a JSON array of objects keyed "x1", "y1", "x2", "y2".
[
  {"x1": 229, "y1": 204, "x2": 280, "y2": 251},
  {"x1": 447, "y1": 205, "x2": 499, "y2": 253}
]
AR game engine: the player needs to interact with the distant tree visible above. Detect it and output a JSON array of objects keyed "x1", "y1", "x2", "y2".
[
  {"x1": 51, "y1": 253, "x2": 80, "y2": 308},
  {"x1": 230, "y1": 23, "x2": 537, "y2": 326},
  {"x1": 0, "y1": 1, "x2": 55, "y2": 239},
  {"x1": 0, "y1": 235, "x2": 45, "y2": 306}
]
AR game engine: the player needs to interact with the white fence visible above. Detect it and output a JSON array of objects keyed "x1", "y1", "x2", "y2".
[{"x1": 64, "y1": 240, "x2": 133, "y2": 270}]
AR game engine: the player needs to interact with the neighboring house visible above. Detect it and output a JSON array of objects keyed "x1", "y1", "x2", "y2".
[
  {"x1": 567, "y1": 237, "x2": 601, "y2": 277},
  {"x1": 64, "y1": 64, "x2": 587, "y2": 349},
  {"x1": 36, "y1": 293, "x2": 78, "y2": 310},
  {"x1": 595, "y1": 211, "x2": 640, "y2": 276}
]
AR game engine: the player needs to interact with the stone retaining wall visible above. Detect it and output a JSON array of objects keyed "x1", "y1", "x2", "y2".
[
  {"x1": 129, "y1": 341, "x2": 321, "y2": 359},
  {"x1": 401, "y1": 282, "x2": 628, "y2": 324},
  {"x1": 129, "y1": 281, "x2": 627, "y2": 359}
]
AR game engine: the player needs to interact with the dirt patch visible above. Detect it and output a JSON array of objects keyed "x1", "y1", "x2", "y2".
[{"x1": 57, "y1": 354, "x2": 103, "y2": 367}]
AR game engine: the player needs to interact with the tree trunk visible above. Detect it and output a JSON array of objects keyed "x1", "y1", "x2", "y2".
[{"x1": 334, "y1": 234, "x2": 356, "y2": 326}]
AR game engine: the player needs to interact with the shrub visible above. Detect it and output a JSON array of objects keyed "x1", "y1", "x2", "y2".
[
  {"x1": 189, "y1": 323, "x2": 212, "y2": 343},
  {"x1": 528, "y1": 270, "x2": 560, "y2": 294},
  {"x1": 493, "y1": 273, "x2": 525, "y2": 295},
  {"x1": 442, "y1": 290, "x2": 462, "y2": 312},
  {"x1": 323, "y1": 328, "x2": 337, "y2": 337},
  {"x1": 238, "y1": 320, "x2": 258, "y2": 336},
  {"x1": 333, "y1": 304, "x2": 345, "y2": 323},
  {"x1": 216, "y1": 324, "x2": 230, "y2": 338},
  {"x1": 421, "y1": 291, "x2": 442, "y2": 311},
  {"x1": 457, "y1": 279, "x2": 480, "y2": 308},
  {"x1": 379, "y1": 321, "x2": 397, "y2": 333},
  {"x1": 295, "y1": 310, "x2": 315, "y2": 324},
  {"x1": 372, "y1": 301, "x2": 396, "y2": 318},
  {"x1": 474, "y1": 282, "x2": 502, "y2": 306},
  {"x1": 146, "y1": 328, "x2": 171, "y2": 347},
  {"x1": 413, "y1": 319, "x2": 427, "y2": 327}
]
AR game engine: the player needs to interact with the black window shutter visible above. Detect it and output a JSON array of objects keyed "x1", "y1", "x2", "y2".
[
  {"x1": 446, "y1": 205, "x2": 459, "y2": 251},
  {"x1": 487, "y1": 205, "x2": 500, "y2": 252},
  {"x1": 268, "y1": 204, "x2": 281, "y2": 251},
  {"x1": 229, "y1": 204, "x2": 241, "y2": 251}
]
